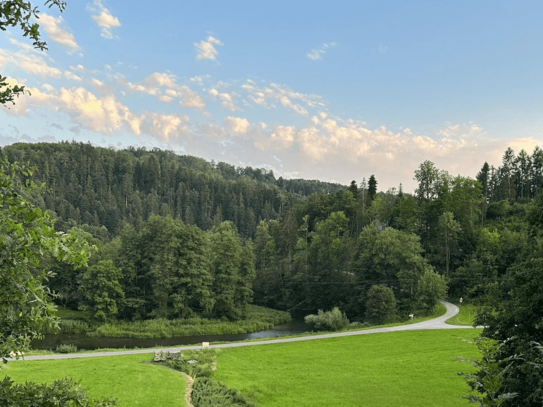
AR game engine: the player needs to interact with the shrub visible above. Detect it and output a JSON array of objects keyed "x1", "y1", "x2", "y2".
[
  {"x1": 155, "y1": 349, "x2": 217, "y2": 379},
  {"x1": 0, "y1": 376, "x2": 116, "y2": 406},
  {"x1": 365, "y1": 285, "x2": 397, "y2": 325},
  {"x1": 55, "y1": 344, "x2": 78, "y2": 353},
  {"x1": 192, "y1": 378, "x2": 258, "y2": 407},
  {"x1": 416, "y1": 270, "x2": 447, "y2": 315},
  {"x1": 152, "y1": 349, "x2": 257, "y2": 406},
  {"x1": 304, "y1": 307, "x2": 349, "y2": 331}
]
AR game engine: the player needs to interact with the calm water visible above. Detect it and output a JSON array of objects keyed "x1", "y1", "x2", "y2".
[{"x1": 31, "y1": 320, "x2": 310, "y2": 350}]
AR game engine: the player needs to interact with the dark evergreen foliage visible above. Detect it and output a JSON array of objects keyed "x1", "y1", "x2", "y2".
[{"x1": 0, "y1": 142, "x2": 346, "y2": 238}]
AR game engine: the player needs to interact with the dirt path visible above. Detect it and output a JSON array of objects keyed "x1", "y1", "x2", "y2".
[{"x1": 178, "y1": 371, "x2": 194, "y2": 407}]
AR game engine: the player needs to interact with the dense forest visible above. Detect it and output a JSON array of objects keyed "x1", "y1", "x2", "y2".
[
  {"x1": 2, "y1": 142, "x2": 543, "y2": 326},
  {"x1": 0, "y1": 142, "x2": 345, "y2": 238}
]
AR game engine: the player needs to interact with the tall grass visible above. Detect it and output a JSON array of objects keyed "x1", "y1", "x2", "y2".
[
  {"x1": 42, "y1": 319, "x2": 92, "y2": 335},
  {"x1": 48, "y1": 305, "x2": 291, "y2": 339}
]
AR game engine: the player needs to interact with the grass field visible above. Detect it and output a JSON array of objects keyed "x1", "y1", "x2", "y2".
[
  {"x1": 2, "y1": 354, "x2": 186, "y2": 407},
  {"x1": 213, "y1": 329, "x2": 481, "y2": 407},
  {"x1": 445, "y1": 303, "x2": 478, "y2": 326}
]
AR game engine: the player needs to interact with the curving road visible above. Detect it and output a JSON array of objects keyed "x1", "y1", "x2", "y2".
[{"x1": 13, "y1": 300, "x2": 475, "y2": 362}]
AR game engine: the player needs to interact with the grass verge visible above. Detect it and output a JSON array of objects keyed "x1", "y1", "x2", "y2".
[
  {"x1": 214, "y1": 329, "x2": 482, "y2": 407},
  {"x1": 445, "y1": 303, "x2": 478, "y2": 326},
  {"x1": 2, "y1": 353, "x2": 186, "y2": 407}
]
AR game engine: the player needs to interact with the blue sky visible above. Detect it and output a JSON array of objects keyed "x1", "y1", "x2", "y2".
[{"x1": 1, "y1": 0, "x2": 542, "y2": 190}]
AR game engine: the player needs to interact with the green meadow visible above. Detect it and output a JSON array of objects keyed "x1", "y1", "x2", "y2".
[
  {"x1": 3, "y1": 328, "x2": 481, "y2": 407},
  {"x1": 2, "y1": 354, "x2": 186, "y2": 407},
  {"x1": 213, "y1": 329, "x2": 481, "y2": 407}
]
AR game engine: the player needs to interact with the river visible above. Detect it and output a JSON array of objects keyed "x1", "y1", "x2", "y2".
[{"x1": 31, "y1": 319, "x2": 311, "y2": 350}]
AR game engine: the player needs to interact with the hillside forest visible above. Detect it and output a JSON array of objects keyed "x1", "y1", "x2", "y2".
[
  {"x1": 0, "y1": 142, "x2": 540, "y2": 325},
  {"x1": 3, "y1": 142, "x2": 543, "y2": 405}
]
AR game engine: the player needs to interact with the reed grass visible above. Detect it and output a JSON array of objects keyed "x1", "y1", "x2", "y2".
[{"x1": 47, "y1": 305, "x2": 291, "y2": 339}]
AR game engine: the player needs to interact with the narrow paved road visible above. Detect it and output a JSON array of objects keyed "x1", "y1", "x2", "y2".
[{"x1": 14, "y1": 300, "x2": 474, "y2": 361}]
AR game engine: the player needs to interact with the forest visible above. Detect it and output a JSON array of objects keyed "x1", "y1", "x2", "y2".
[
  {"x1": 2, "y1": 141, "x2": 543, "y2": 405},
  {"x1": 0, "y1": 142, "x2": 541, "y2": 326}
]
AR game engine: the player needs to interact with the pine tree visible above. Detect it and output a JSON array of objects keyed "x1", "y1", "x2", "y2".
[{"x1": 368, "y1": 175, "x2": 377, "y2": 202}]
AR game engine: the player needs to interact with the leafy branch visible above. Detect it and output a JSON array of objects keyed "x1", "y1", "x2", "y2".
[{"x1": 0, "y1": 0, "x2": 66, "y2": 106}]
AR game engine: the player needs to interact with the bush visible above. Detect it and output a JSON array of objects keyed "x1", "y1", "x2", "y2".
[
  {"x1": 192, "y1": 378, "x2": 258, "y2": 407},
  {"x1": 304, "y1": 307, "x2": 349, "y2": 331},
  {"x1": 155, "y1": 349, "x2": 217, "y2": 379},
  {"x1": 365, "y1": 285, "x2": 397, "y2": 325},
  {"x1": 0, "y1": 376, "x2": 116, "y2": 406},
  {"x1": 55, "y1": 344, "x2": 78, "y2": 353},
  {"x1": 152, "y1": 349, "x2": 257, "y2": 406}
]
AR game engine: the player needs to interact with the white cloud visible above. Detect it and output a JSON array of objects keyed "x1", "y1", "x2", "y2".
[
  {"x1": 40, "y1": 13, "x2": 79, "y2": 52},
  {"x1": 141, "y1": 112, "x2": 191, "y2": 142},
  {"x1": 223, "y1": 116, "x2": 249, "y2": 135},
  {"x1": 194, "y1": 36, "x2": 223, "y2": 61},
  {"x1": 89, "y1": 0, "x2": 121, "y2": 39},
  {"x1": 8, "y1": 38, "x2": 36, "y2": 52},
  {"x1": 120, "y1": 72, "x2": 206, "y2": 110},
  {"x1": 190, "y1": 75, "x2": 210, "y2": 84},
  {"x1": 307, "y1": 42, "x2": 336, "y2": 60},
  {"x1": 209, "y1": 88, "x2": 236, "y2": 111},
  {"x1": 254, "y1": 125, "x2": 296, "y2": 151},
  {"x1": 1, "y1": 82, "x2": 193, "y2": 143},
  {"x1": 0, "y1": 48, "x2": 62, "y2": 77},
  {"x1": 378, "y1": 44, "x2": 389, "y2": 53},
  {"x1": 64, "y1": 71, "x2": 82, "y2": 81},
  {"x1": 241, "y1": 81, "x2": 324, "y2": 115},
  {"x1": 70, "y1": 64, "x2": 85, "y2": 72}
]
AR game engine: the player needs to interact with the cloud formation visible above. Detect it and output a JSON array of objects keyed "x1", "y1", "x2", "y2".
[
  {"x1": 307, "y1": 42, "x2": 336, "y2": 60},
  {"x1": 223, "y1": 116, "x2": 249, "y2": 135},
  {"x1": 89, "y1": 0, "x2": 121, "y2": 39},
  {"x1": 0, "y1": 48, "x2": 62, "y2": 77},
  {"x1": 209, "y1": 88, "x2": 236, "y2": 111},
  {"x1": 194, "y1": 36, "x2": 223, "y2": 61},
  {"x1": 121, "y1": 73, "x2": 206, "y2": 110},
  {"x1": 40, "y1": 13, "x2": 80, "y2": 52},
  {"x1": 3, "y1": 72, "x2": 540, "y2": 191},
  {"x1": 241, "y1": 81, "x2": 324, "y2": 115}
]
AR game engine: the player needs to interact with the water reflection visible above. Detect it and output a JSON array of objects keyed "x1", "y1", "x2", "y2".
[{"x1": 32, "y1": 320, "x2": 311, "y2": 350}]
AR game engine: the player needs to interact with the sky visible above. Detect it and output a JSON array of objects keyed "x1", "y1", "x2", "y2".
[{"x1": 1, "y1": 0, "x2": 542, "y2": 191}]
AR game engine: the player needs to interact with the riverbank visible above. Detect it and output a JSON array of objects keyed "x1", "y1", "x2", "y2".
[
  {"x1": 45, "y1": 305, "x2": 291, "y2": 339},
  {"x1": 26, "y1": 301, "x2": 452, "y2": 356}
]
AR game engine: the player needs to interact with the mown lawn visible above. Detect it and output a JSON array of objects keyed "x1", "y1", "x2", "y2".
[
  {"x1": 214, "y1": 329, "x2": 481, "y2": 407},
  {"x1": 2, "y1": 353, "x2": 185, "y2": 407},
  {"x1": 446, "y1": 303, "x2": 478, "y2": 326}
]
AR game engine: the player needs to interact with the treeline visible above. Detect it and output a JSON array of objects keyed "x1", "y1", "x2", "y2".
[
  {"x1": 251, "y1": 147, "x2": 543, "y2": 322},
  {"x1": 4, "y1": 142, "x2": 543, "y2": 327},
  {"x1": 50, "y1": 216, "x2": 255, "y2": 322},
  {"x1": 0, "y1": 142, "x2": 344, "y2": 238}
]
